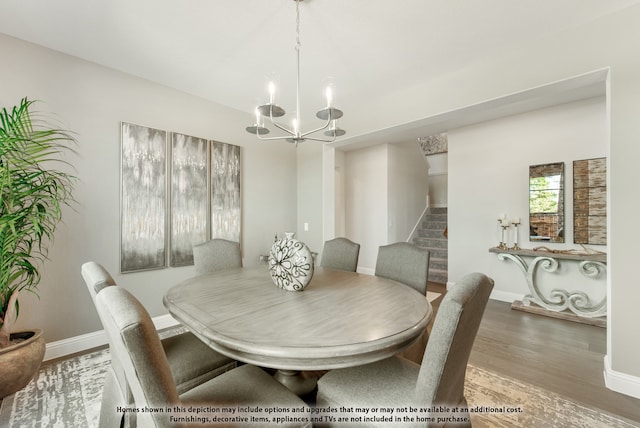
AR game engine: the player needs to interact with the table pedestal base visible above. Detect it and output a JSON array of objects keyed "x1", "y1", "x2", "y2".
[{"x1": 273, "y1": 370, "x2": 317, "y2": 396}]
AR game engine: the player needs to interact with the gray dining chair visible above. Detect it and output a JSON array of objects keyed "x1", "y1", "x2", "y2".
[
  {"x1": 94, "y1": 284, "x2": 312, "y2": 428},
  {"x1": 316, "y1": 272, "x2": 494, "y2": 427},
  {"x1": 81, "y1": 262, "x2": 236, "y2": 427},
  {"x1": 192, "y1": 238, "x2": 242, "y2": 275},
  {"x1": 375, "y1": 242, "x2": 430, "y2": 295},
  {"x1": 320, "y1": 237, "x2": 361, "y2": 272}
]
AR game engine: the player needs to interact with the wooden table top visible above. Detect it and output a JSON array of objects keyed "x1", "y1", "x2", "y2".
[{"x1": 163, "y1": 266, "x2": 432, "y2": 370}]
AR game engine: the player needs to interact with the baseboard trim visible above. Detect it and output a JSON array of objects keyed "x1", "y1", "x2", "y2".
[
  {"x1": 43, "y1": 314, "x2": 179, "y2": 361},
  {"x1": 446, "y1": 281, "x2": 522, "y2": 304},
  {"x1": 356, "y1": 267, "x2": 375, "y2": 275},
  {"x1": 490, "y1": 289, "x2": 524, "y2": 304},
  {"x1": 604, "y1": 355, "x2": 640, "y2": 399}
]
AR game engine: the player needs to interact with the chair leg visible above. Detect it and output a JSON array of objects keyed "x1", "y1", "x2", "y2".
[{"x1": 98, "y1": 367, "x2": 127, "y2": 428}]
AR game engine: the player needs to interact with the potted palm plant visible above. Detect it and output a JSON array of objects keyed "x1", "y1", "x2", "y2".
[{"x1": 0, "y1": 98, "x2": 76, "y2": 398}]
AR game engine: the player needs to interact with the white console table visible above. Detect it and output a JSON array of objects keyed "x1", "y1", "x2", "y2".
[{"x1": 489, "y1": 247, "x2": 607, "y2": 327}]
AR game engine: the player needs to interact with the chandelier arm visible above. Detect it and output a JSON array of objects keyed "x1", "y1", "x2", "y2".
[
  {"x1": 301, "y1": 134, "x2": 337, "y2": 143},
  {"x1": 300, "y1": 116, "x2": 333, "y2": 137},
  {"x1": 267, "y1": 118, "x2": 295, "y2": 135},
  {"x1": 256, "y1": 133, "x2": 299, "y2": 141}
]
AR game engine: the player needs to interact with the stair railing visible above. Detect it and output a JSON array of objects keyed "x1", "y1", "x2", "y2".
[{"x1": 406, "y1": 205, "x2": 430, "y2": 243}]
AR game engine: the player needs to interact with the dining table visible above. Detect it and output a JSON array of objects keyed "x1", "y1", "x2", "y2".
[{"x1": 163, "y1": 265, "x2": 433, "y2": 395}]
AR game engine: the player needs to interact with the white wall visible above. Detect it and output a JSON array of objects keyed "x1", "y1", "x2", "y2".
[
  {"x1": 426, "y1": 153, "x2": 448, "y2": 207},
  {"x1": 334, "y1": 150, "x2": 346, "y2": 237},
  {"x1": 448, "y1": 97, "x2": 607, "y2": 300},
  {"x1": 296, "y1": 142, "x2": 323, "y2": 254},
  {"x1": 344, "y1": 144, "x2": 389, "y2": 271},
  {"x1": 388, "y1": 142, "x2": 429, "y2": 242},
  {"x1": 343, "y1": 142, "x2": 428, "y2": 271},
  {"x1": 1, "y1": 33, "x2": 298, "y2": 343}
]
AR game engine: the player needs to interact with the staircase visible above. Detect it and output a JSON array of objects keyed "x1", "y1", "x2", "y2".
[{"x1": 413, "y1": 207, "x2": 448, "y2": 284}]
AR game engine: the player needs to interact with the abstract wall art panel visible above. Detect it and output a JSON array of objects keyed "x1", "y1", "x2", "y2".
[
  {"x1": 169, "y1": 133, "x2": 209, "y2": 267},
  {"x1": 120, "y1": 123, "x2": 168, "y2": 273},
  {"x1": 210, "y1": 141, "x2": 241, "y2": 242}
]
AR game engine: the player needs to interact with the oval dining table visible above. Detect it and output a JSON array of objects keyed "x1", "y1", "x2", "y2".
[{"x1": 163, "y1": 265, "x2": 433, "y2": 395}]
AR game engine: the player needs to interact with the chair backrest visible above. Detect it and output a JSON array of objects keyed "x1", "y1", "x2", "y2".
[
  {"x1": 81, "y1": 261, "x2": 116, "y2": 299},
  {"x1": 192, "y1": 238, "x2": 242, "y2": 275},
  {"x1": 320, "y1": 237, "x2": 361, "y2": 272},
  {"x1": 81, "y1": 261, "x2": 133, "y2": 427},
  {"x1": 374, "y1": 242, "x2": 430, "y2": 294},
  {"x1": 414, "y1": 272, "x2": 494, "y2": 409},
  {"x1": 95, "y1": 286, "x2": 180, "y2": 428}
]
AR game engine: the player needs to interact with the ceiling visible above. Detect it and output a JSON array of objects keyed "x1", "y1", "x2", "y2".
[{"x1": 0, "y1": 0, "x2": 637, "y2": 148}]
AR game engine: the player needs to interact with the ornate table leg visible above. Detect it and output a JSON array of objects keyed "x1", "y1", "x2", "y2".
[{"x1": 496, "y1": 253, "x2": 606, "y2": 318}]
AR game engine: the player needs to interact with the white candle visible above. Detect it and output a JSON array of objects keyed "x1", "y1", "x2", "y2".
[
  {"x1": 325, "y1": 86, "x2": 333, "y2": 108},
  {"x1": 514, "y1": 223, "x2": 518, "y2": 245},
  {"x1": 268, "y1": 82, "x2": 275, "y2": 104}
]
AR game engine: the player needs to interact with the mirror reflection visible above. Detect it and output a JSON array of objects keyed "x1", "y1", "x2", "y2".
[{"x1": 529, "y1": 162, "x2": 564, "y2": 243}]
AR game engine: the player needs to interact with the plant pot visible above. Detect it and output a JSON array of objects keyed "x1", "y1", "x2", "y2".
[{"x1": 0, "y1": 329, "x2": 45, "y2": 399}]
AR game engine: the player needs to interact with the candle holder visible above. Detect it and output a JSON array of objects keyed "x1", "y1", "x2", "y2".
[
  {"x1": 497, "y1": 218, "x2": 509, "y2": 249},
  {"x1": 510, "y1": 219, "x2": 521, "y2": 251}
]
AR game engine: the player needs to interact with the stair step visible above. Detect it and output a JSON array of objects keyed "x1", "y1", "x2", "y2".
[
  {"x1": 417, "y1": 247, "x2": 448, "y2": 259},
  {"x1": 423, "y1": 213, "x2": 448, "y2": 223},
  {"x1": 413, "y1": 237, "x2": 448, "y2": 250},
  {"x1": 418, "y1": 207, "x2": 448, "y2": 284},
  {"x1": 420, "y1": 220, "x2": 447, "y2": 230},
  {"x1": 428, "y1": 268, "x2": 448, "y2": 284},
  {"x1": 427, "y1": 207, "x2": 448, "y2": 215},
  {"x1": 430, "y1": 257, "x2": 448, "y2": 270},
  {"x1": 417, "y1": 229, "x2": 447, "y2": 239}
]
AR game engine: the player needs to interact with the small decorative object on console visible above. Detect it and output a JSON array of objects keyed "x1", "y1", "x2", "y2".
[{"x1": 268, "y1": 233, "x2": 314, "y2": 291}]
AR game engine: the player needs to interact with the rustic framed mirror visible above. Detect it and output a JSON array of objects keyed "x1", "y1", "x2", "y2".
[
  {"x1": 573, "y1": 157, "x2": 606, "y2": 245},
  {"x1": 529, "y1": 162, "x2": 564, "y2": 243}
]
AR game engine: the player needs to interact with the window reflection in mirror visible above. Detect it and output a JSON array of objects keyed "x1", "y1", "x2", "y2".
[{"x1": 529, "y1": 162, "x2": 564, "y2": 243}]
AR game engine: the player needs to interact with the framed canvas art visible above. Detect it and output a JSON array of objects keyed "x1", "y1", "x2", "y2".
[
  {"x1": 120, "y1": 122, "x2": 168, "y2": 273},
  {"x1": 210, "y1": 141, "x2": 241, "y2": 242},
  {"x1": 169, "y1": 133, "x2": 209, "y2": 266}
]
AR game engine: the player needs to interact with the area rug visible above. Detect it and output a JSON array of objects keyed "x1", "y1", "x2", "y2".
[
  {"x1": 1, "y1": 330, "x2": 638, "y2": 427},
  {"x1": 464, "y1": 364, "x2": 640, "y2": 428}
]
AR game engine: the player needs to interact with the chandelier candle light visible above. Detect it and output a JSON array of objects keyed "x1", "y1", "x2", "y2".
[{"x1": 245, "y1": 0, "x2": 346, "y2": 145}]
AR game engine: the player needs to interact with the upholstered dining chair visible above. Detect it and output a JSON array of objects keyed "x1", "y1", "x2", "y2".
[
  {"x1": 95, "y1": 285, "x2": 312, "y2": 428},
  {"x1": 81, "y1": 262, "x2": 236, "y2": 427},
  {"x1": 316, "y1": 272, "x2": 494, "y2": 427},
  {"x1": 320, "y1": 237, "x2": 361, "y2": 272},
  {"x1": 375, "y1": 242, "x2": 430, "y2": 295},
  {"x1": 192, "y1": 238, "x2": 242, "y2": 275}
]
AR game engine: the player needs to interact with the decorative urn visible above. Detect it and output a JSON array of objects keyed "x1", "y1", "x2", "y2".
[{"x1": 268, "y1": 233, "x2": 314, "y2": 291}]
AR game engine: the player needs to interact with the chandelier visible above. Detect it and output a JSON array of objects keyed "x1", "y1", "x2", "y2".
[{"x1": 245, "y1": 0, "x2": 346, "y2": 145}]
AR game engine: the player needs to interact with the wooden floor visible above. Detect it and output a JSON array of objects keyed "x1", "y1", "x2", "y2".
[
  {"x1": 423, "y1": 282, "x2": 640, "y2": 423},
  {"x1": 5, "y1": 282, "x2": 640, "y2": 425}
]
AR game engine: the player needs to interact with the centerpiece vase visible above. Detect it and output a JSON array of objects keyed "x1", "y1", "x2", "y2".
[{"x1": 268, "y1": 233, "x2": 314, "y2": 291}]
